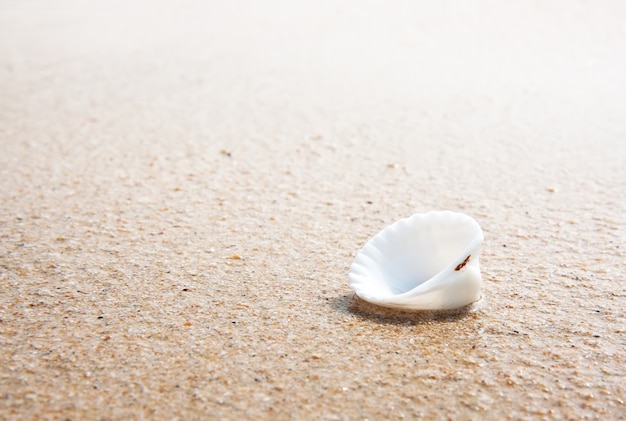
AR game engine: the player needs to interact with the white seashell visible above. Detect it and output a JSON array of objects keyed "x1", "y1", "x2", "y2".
[{"x1": 349, "y1": 211, "x2": 484, "y2": 311}]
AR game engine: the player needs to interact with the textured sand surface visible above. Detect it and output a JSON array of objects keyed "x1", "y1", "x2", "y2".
[{"x1": 1, "y1": 1, "x2": 625, "y2": 419}]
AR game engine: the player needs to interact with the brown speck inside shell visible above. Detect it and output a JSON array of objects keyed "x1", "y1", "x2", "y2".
[{"x1": 455, "y1": 255, "x2": 471, "y2": 271}]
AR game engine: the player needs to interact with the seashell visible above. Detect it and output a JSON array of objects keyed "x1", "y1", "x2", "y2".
[{"x1": 348, "y1": 211, "x2": 484, "y2": 311}]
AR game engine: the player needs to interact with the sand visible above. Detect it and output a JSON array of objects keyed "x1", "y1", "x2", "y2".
[{"x1": 1, "y1": 1, "x2": 625, "y2": 419}]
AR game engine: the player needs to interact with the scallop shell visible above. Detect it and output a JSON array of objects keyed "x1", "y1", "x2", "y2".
[{"x1": 348, "y1": 211, "x2": 484, "y2": 310}]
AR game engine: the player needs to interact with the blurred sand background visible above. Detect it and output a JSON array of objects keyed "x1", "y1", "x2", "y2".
[{"x1": 1, "y1": 1, "x2": 625, "y2": 419}]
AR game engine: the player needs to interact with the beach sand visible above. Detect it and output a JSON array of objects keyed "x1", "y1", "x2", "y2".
[{"x1": 1, "y1": 1, "x2": 625, "y2": 419}]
